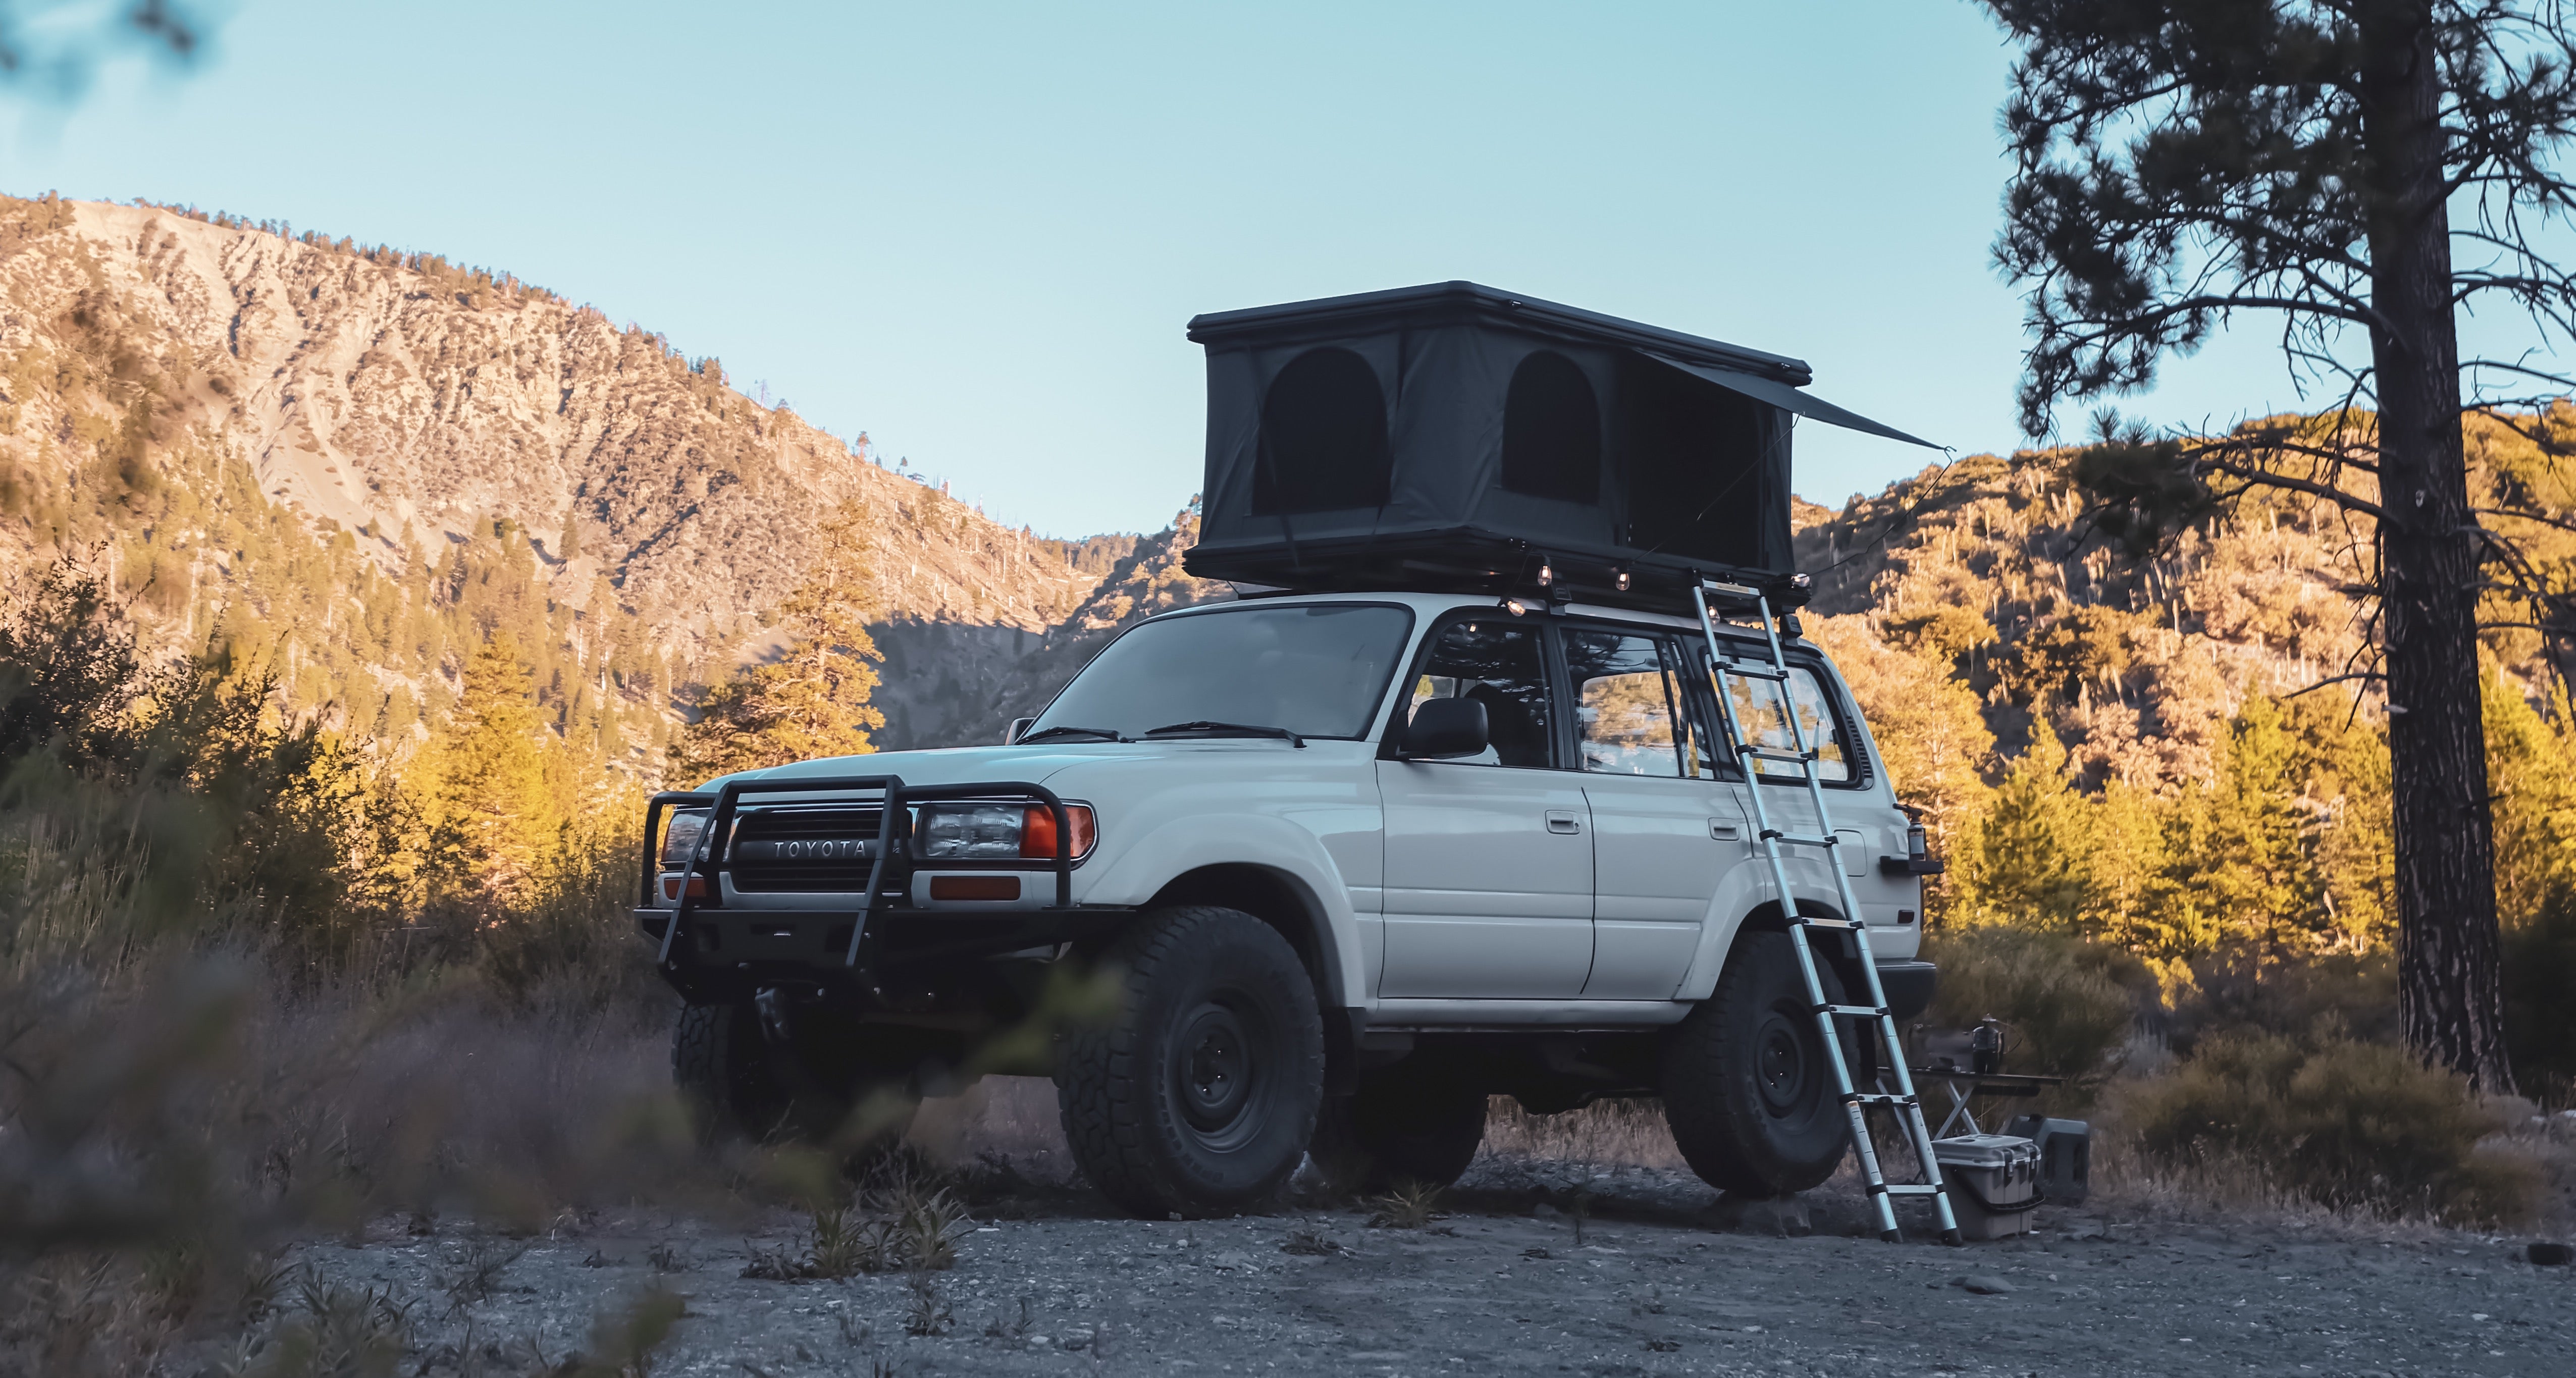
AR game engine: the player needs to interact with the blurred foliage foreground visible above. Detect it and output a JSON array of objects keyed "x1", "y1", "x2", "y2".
[{"x1": 0, "y1": 559, "x2": 831, "y2": 1376}]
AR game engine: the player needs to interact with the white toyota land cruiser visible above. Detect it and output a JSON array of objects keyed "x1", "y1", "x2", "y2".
[
  {"x1": 642, "y1": 588, "x2": 1939, "y2": 1216},
  {"x1": 641, "y1": 282, "x2": 1948, "y2": 1218}
]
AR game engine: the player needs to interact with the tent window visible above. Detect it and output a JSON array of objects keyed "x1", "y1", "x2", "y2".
[
  {"x1": 1254, "y1": 347, "x2": 1391, "y2": 514},
  {"x1": 1500, "y1": 351, "x2": 1601, "y2": 504},
  {"x1": 1615, "y1": 353, "x2": 1774, "y2": 562}
]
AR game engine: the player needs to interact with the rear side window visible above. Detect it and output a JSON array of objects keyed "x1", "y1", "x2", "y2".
[
  {"x1": 1563, "y1": 628, "x2": 1690, "y2": 778},
  {"x1": 1403, "y1": 619, "x2": 1553, "y2": 768},
  {"x1": 1717, "y1": 660, "x2": 1854, "y2": 784}
]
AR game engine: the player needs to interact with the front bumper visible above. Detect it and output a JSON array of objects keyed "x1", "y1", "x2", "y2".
[
  {"x1": 635, "y1": 905, "x2": 1136, "y2": 1004},
  {"x1": 643, "y1": 772, "x2": 1128, "y2": 1004}
]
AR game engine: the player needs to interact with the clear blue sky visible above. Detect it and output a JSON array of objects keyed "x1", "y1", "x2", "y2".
[{"x1": 0, "y1": 1, "x2": 2346, "y2": 538}]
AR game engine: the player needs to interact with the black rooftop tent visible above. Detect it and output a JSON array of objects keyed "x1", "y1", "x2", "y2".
[{"x1": 1179, "y1": 281, "x2": 1938, "y2": 610}]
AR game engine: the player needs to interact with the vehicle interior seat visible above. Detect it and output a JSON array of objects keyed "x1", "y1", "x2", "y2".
[{"x1": 1464, "y1": 680, "x2": 1549, "y2": 768}]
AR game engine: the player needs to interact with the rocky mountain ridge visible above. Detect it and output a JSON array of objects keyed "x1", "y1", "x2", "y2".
[
  {"x1": 0, "y1": 193, "x2": 1169, "y2": 753},
  {"x1": 0, "y1": 195, "x2": 1116, "y2": 654}
]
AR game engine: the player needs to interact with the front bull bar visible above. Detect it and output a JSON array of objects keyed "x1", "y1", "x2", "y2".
[{"x1": 643, "y1": 774, "x2": 1081, "y2": 976}]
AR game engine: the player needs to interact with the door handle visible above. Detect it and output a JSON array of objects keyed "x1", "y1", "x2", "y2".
[
  {"x1": 1709, "y1": 820, "x2": 1742, "y2": 841},
  {"x1": 1545, "y1": 811, "x2": 1584, "y2": 835}
]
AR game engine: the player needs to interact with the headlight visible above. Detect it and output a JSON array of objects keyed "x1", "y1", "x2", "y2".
[
  {"x1": 660, "y1": 809, "x2": 712, "y2": 867},
  {"x1": 914, "y1": 802, "x2": 1095, "y2": 860}
]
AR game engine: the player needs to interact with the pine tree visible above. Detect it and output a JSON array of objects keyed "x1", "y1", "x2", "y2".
[
  {"x1": 1957, "y1": 715, "x2": 2094, "y2": 933},
  {"x1": 671, "y1": 503, "x2": 885, "y2": 782},
  {"x1": 2190, "y1": 696, "x2": 2326, "y2": 962},
  {"x1": 1971, "y1": 0, "x2": 2576, "y2": 1086},
  {"x1": 2486, "y1": 673, "x2": 2576, "y2": 920},
  {"x1": 424, "y1": 630, "x2": 560, "y2": 911}
]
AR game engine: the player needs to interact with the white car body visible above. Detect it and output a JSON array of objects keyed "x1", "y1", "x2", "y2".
[{"x1": 657, "y1": 591, "x2": 1926, "y2": 1033}]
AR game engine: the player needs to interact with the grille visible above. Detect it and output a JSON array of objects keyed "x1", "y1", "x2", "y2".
[{"x1": 727, "y1": 806, "x2": 890, "y2": 893}]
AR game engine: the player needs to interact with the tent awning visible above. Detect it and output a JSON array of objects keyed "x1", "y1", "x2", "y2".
[{"x1": 1644, "y1": 350, "x2": 1942, "y2": 450}]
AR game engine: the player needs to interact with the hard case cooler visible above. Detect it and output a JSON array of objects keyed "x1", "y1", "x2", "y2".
[{"x1": 1932, "y1": 1134, "x2": 2043, "y2": 1241}]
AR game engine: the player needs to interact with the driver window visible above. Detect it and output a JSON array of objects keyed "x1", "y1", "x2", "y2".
[
  {"x1": 1405, "y1": 620, "x2": 1552, "y2": 768},
  {"x1": 1564, "y1": 629, "x2": 1687, "y2": 777}
]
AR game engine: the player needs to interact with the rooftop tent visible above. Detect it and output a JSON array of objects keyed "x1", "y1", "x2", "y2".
[{"x1": 1180, "y1": 281, "x2": 1938, "y2": 609}]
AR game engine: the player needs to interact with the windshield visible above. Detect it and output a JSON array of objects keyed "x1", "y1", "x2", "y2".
[{"x1": 1031, "y1": 603, "x2": 1414, "y2": 741}]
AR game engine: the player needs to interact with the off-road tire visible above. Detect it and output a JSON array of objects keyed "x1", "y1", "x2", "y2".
[
  {"x1": 1309, "y1": 1064, "x2": 1487, "y2": 1196},
  {"x1": 672, "y1": 1001, "x2": 915, "y2": 1147},
  {"x1": 672, "y1": 1002, "x2": 800, "y2": 1143},
  {"x1": 1054, "y1": 906, "x2": 1325, "y2": 1218},
  {"x1": 1661, "y1": 929, "x2": 1860, "y2": 1196}
]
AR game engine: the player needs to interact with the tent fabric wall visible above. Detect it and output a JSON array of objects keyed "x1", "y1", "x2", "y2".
[{"x1": 1184, "y1": 282, "x2": 1931, "y2": 608}]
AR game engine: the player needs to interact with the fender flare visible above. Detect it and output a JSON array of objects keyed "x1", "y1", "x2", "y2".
[
  {"x1": 1078, "y1": 812, "x2": 1363, "y2": 1011},
  {"x1": 1674, "y1": 860, "x2": 1851, "y2": 1003}
]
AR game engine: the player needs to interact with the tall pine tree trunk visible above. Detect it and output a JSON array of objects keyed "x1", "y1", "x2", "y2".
[{"x1": 2361, "y1": 5, "x2": 2513, "y2": 1091}]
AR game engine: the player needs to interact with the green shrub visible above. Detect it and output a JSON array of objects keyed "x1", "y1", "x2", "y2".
[
  {"x1": 1924, "y1": 925, "x2": 2143, "y2": 1086},
  {"x1": 2502, "y1": 888, "x2": 2576, "y2": 1102},
  {"x1": 2119, "y1": 1032, "x2": 2540, "y2": 1225},
  {"x1": 2169, "y1": 949, "x2": 2399, "y2": 1053}
]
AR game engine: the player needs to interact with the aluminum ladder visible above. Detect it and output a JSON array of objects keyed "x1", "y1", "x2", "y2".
[{"x1": 1692, "y1": 578, "x2": 1961, "y2": 1245}]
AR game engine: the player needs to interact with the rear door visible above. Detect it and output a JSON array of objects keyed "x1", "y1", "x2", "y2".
[
  {"x1": 1377, "y1": 615, "x2": 1594, "y2": 999},
  {"x1": 1566, "y1": 624, "x2": 1741, "y2": 999}
]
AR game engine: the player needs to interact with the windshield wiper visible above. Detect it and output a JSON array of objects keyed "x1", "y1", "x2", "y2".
[
  {"x1": 1016, "y1": 725, "x2": 1132, "y2": 744},
  {"x1": 1143, "y1": 720, "x2": 1306, "y2": 749}
]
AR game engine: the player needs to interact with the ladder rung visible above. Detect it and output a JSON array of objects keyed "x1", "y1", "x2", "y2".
[
  {"x1": 1740, "y1": 747, "x2": 1815, "y2": 764},
  {"x1": 1760, "y1": 831, "x2": 1837, "y2": 847},
  {"x1": 1817, "y1": 1003, "x2": 1887, "y2": 1019},
  {"x1": 1794, "y1": 916, "x2": 1861, "y2": 930},
  {"x1": 1879, "y1": 1184, "x2": 1948, "y2": 1197},
  {"x1": 1721, "y1": 667, "x2": 1792, "y2": 682},
  {"x1": 1845, "y1": 1092, "x2": 1914, "y2": 1107}
]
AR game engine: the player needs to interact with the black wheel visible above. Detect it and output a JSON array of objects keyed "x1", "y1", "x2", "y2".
[
  {"x1": 1054, "y1": 907, "x2": 1325, "y2": 1218},
  {"x1": 673, "y1": 1002, "x2": 800, "y2": 1143},
  {"x1": 672, "y1": 1000, "x2": 916, "y2": 1148},
  {"x1": 1661, "y1": 929, "x2": 1860, "y2": 1196},
  {"x1": 1309, "y1": 1063, "x2": 1487, "y2": 1195}
]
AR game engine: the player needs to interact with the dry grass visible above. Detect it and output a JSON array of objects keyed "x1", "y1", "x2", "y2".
[
  {"x1": 1364, "y1": 1180, "x2": 1447, "y2": 1229},
  {"x1": 1478, "y1": 1097, "x2": 1686, "y2": 1170},
  {"x1": 2114, "y1": 1031, "x2": 2545, "y2": 1226},
  {"x1": 0, "y1": 949, "x2": 722, "y2": 1375},
  {"x1": 742, "y1": 1154, "x2": 974, "y2": 1281}
]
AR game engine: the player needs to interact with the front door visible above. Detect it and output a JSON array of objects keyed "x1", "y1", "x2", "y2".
[
  {"x1": 1564, "y1": 626, "x2": 1738, "y2": 999},
  {"x1": 1378, "y1": 616, "x2": 1594, "y2": 999}
]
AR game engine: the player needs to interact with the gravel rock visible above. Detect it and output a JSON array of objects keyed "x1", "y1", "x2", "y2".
[
  {"x1": 231, "y1": 1162, "x2": 2576, "y2": 1377},
  {"x1": 1707, "y1": 1192, "x2": 1813, "y2": 1236}
]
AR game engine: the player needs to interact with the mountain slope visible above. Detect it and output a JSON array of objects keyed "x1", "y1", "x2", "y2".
[
  {"x1": 0, "y1": 196, "x2": 1104, "y2": 640},
  {"x1": 0, "y1": 192, "x2": 1151, "y2": 759}
]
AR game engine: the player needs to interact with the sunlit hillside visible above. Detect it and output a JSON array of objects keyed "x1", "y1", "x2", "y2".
[{"x1": 0, "y1": 192, "x2": 1139, "y2": 759}]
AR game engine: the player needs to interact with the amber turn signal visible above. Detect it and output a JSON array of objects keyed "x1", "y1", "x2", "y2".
[
  {"x1": 660, "y1": 874, "x2": 708, "y2": 901},
  {"x1": 1018, "y1": 803, "x2": 1095, "y2": 859}
]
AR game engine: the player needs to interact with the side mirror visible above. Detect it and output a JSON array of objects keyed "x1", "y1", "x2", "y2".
[
  {"x1": 1404, "y1": 698, "x2": 1489, "y2": 759},
  {"x1": 1006, "y1": 716, "x2": 1036, "y2": 745}
]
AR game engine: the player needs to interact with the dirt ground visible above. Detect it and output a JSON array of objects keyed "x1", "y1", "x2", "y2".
[{"x1": 271, "y1": 1095, "x2": 2574, "y2": 1378}]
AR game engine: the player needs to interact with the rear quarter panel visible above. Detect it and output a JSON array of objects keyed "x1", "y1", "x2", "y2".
[{"x1": 1674, "y1": 650, "x2": 1922, "y2": 1002}]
